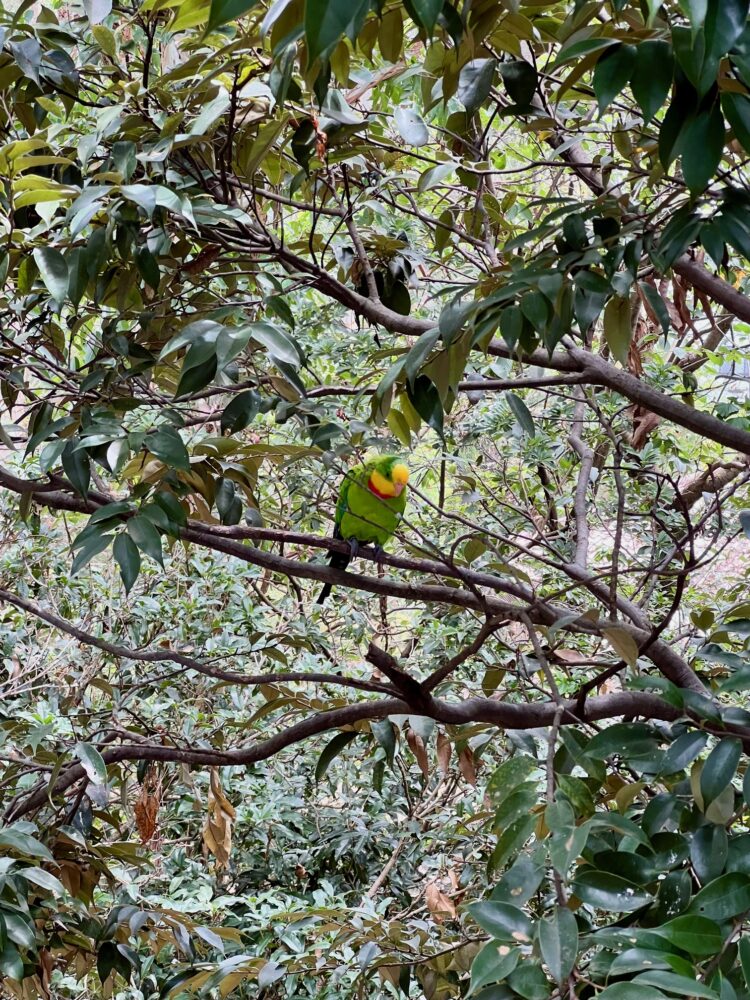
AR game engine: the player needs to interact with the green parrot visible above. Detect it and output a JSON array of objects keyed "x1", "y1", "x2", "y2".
[{"x1": 316, "y1": 455, "x2": 410, "y2": 604}]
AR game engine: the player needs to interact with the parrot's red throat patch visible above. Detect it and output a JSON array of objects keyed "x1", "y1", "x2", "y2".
[{"x1": 367, "y1": 476, "x2": 392, "y2": 500}]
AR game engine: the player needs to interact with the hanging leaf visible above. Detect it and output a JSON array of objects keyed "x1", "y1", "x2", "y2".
[{"x1": 603, "y1": 295, "x2": 633, "y2": 365}]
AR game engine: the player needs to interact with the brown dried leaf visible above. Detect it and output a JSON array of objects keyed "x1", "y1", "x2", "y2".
[
  {"x1": 458, "y1": 746, "x2": 477, "y2": 786},
  {"x1": 134, "y1": 765, "x2": 161, "y2": 845},
  {"x1": 202, "y1": 767, "x2": 235, "y2": 869},
  {"x1": 406, "y1": 728, "x2": 430, "y2": 780},
  {"x1": 425, "y1": 880, "x2": 457, "y2": 922},
  {"x1": 436, "y1": 732, "x2": 451, "y2": 775}
]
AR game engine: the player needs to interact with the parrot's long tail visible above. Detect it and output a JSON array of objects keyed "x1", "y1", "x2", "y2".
[{"x1": 316, "y1": 549, "x2": 351, "y2": 604}]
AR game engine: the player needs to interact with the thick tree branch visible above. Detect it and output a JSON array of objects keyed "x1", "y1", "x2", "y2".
[{"x1": 8, "y1": 690, "x2": 682, "y2": 819}]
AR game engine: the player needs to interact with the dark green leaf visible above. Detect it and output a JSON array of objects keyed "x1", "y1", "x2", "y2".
[
  {"x1": 207, "y1": 0, "x2": 259, "y2": 31},
  {"x1": 315, "y1": 731, "x2": 359, "y2": 782},
  {"x1": 499, "y1": 61, "x2": 537, "y2": 106},
  {"x1": 407, "y1": 0, "x2": 443, "y2": 33},
  {"x1": 572, "y1": 870, "x2": 653, "y2": 911},
  {"x1": 305, "y1": 0, "x2": 368, "y2": 66},
  {"x1": 113, "y1": 533, "x2": 140, "y2": 594},
  {"x1": 660, "y1": 730, "x2": 708, "y2": 773},
  {"x1": 639, "y1": 282, "x2": 671, "y2": 338},
  {"x1": 691, "y1": 824, "x2": 728, "y2": 884},
  {"x1": 700, "y1": 737, "x2": 741, "y2": 807},
  {"x1": 688, "y1": 873, "x2": 750, "y2": 919},
  {"x1": 458, "y1": 59, "x2": 497, "y2": 114},
  {"x1": 722, "y1": 92, "x2": 750, "y2": 153},
  {"x1": 597, "y1": 987, "x2": 667, "y2": 1000},
  {"x1": 33, "y1": 247, "x2": 69, "y2": 302},
  {"x1": 652, "y1": 915, "x2": 722, "y2": 956},
  {"x1": 469, "y1": 943, "x2": 520, "y2": 995},
  {"x1": 136, "y1": 247, "x2": 159, "y2": 290},
  {"x1": 507, "y1": 393, "x2": 535, "y2": 437},
  {"x1": 681, "y1": 105, "x2": 725, "y2": 195},
  {"x1": 221, "y1": 390, "x2": 263, "y2": 433},
  {"x1": 146, "y1": 427, "x2": 190, "y2": 471},
  {"x1": 0, "y1": 944, "x2": 23, "y2": 982},
  {"x1": 127, "y1": 515, "x2": 164, "y2": 566},
  {"x1": 593, "y1": 44, "x2": 637, "y2": 113},
  {"x1": 62, "y1": 439, "x2": 91, "y2": 498},
  {"x1": 632, "y1": 41, "x2": 673, "y2": 122},
  {"x1": 468, "y1": 901, "x2": 533, "y2": 944},
  {"x1": 538, "y1": 907, "x2": 577, "y2": 985},
  {"x1": 71, "y1": 531, "x2": 113, "y2": 575}
]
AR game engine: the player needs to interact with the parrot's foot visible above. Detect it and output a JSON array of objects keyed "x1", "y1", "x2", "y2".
[
  {"x1": 348, "y1": 538, "x2": 360, "y2": 560},
  {"x1": 371, "y1": 544, "x2": 385, "y2": 563}
]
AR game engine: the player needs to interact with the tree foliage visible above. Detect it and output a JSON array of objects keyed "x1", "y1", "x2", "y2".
[{"x1": 2, "y1": 0, "x2": 750, "y2": 996}]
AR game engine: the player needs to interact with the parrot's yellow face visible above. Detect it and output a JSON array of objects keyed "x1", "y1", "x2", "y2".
[{"x1": 369, "y1": 462, "x2": 409, "y2": 499}]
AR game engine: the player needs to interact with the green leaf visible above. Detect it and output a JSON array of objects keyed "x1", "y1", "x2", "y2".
[
  {"x1": 62, "y1": 439, "x2": 91, "y2": 497},
  {"x1": 221, "y1": 390, "x2": 263, "y2": 433},
  {"x1": 653, "y1": 915, "x2": 722, "y2": 956},
  {"x1": 691, "y1": 824, "x2": 728, "y2": 885},
  {"x1": 73, "y1": 742, "x2": 107, "y2": 784},
  {"x1": 33, "y1": 247, "x2": 69, "y2": 302},
  {"x1": 499, "y1": 61, "x2": 537, "y2": 106},
  {"x1": 639, "y1": 282, "x2": 671, "y2": 337},
  {"x1": 394, "y1": 106, "x2": 429, "y2": 147},
  {"x1": 407, "y1": 0, "x2": 443, "y2": 34},
  {"x1": 249, "y1": 321, "x2": 302, "y2": 366},
  {"x1": 679, "y1": 0, "x2": 708, "y2": 30},
  {"x1": 507, "y1": 393, "x2": 535, "y2": 437},
  {"x1": 136, "y1": 246, "x2": 159, "y2": 290},
  {"x1": 700, "y1": 737, "x2": 742, "y2": 807},
  {"x1": 538, "y1": 907, "x2": 577, "y2": 985},
  {"x1": 654, "y1": 205, "x2": 702, "y2": 268},
  {"x1": 406, "y1": 375, "x2": 443, "y2": 437},
  {"x1": 113, "y1": 533, "x2": 141, "y2": 594},
  {"x1": 603, "y1": 295, "x2": 632, "y2": 365},
  {"x1": 458, "y1": 59, "x2": 497, "y2": 114},
  {"x1": 688, "y1": 872, "x2": 750, "y2": 919},
  {"x1": 467, "y1": 902, "x2": 533, "y2": 944},
  {"x1": 722, "y1": 92, "x2": 750, "y2": 153},
  {"x1": 207, "y1": 0, "x2": 259, "y2": 31},
  {"x1": 660, "y1": 730, "x2": 708, "y2": 773},
  {"x1": 305, "y1": 0, "x2": 368, "y2": 66},
  {"x1": 681, "y1": 105, "x2": 725, "y2": 195},
  {"x1": 597, "y1": 987, "x2": 667, "y2": 1000},
  {"x1": 0, "y1": 944, "x2": 23, "y2": 982},
  {"x1": 127, "y1": 515, "x2": 164, "y2": 566},
  {"x1": 587, "y1": 723, "x2": 658, "y2": 760},
  {"x1": 507, "y1": 963, "x2": 549, "y2": 1000},
  {"x1": 146, "y1": 427, "x2": 190, "y2": 471},
  {"x1": 593, "y1": 44, "x2": 637, "y2": 113},
  {"x1": 71, "y1": 531, "x2": 113, "y2": 575},
  {"x1": 469, "y1": 942, "x2": 519, "y2": 995},
  {"x1": 0, "y1": 829, "x2": 52, "y2": 860},
  {"x1": 17, "y1": 866, "x2": 66, "y2": 896},
  {"x1": 571, "y1": 870, "x2": 653, "y2": 911},
  {"x1": 632, "y1": 41, "x2": 673, "y2": 122},
  {"x1": 315, "y1": 731, "x2": 359, "y2": 782}
]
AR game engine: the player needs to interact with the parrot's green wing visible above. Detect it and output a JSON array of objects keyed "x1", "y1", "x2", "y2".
[{"x1": 333, "y1": 463, "x2": 365, "y2": 533}]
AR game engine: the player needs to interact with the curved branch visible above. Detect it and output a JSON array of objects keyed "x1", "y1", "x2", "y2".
[{"x1": 9, "y1": 690, "x2": 682, "y2": 819}]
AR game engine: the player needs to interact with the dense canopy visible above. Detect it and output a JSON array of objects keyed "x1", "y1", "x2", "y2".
[{"x1": 3, "y1": 0, "x2": 750, "y2": 997}]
